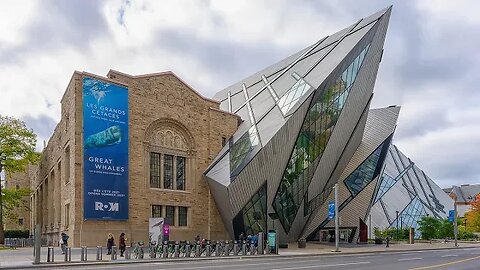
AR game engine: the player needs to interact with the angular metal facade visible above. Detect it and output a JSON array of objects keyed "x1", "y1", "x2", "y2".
[{"x1": 205, "y1": 6, "x2": 452, "y2": 243}]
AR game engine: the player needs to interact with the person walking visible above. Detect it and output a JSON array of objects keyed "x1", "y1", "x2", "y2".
[
  {"x1": 60, "y1": 232, "x2": 69, "y2": 254},
  {"x1": 385, "y1": 236, "x2": 390, "y2": 248},
  {"x1": 119, "y1": 233, "x2": 127, "y2": 257},
  {"x1": 107, "y1": 233, "x2": 115, "y2": 255}
]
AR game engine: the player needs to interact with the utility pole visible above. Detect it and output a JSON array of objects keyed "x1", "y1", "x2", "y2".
[
  {"x1": 454, "y1": 196, "x2": 458, "y2": 247},
  {"x1": 334, "y1": 183, "x2": 339, "y2": 252}
]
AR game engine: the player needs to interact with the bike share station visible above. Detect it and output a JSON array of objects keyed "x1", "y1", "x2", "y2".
[{"x1": 35, "y1": 218, "x2": 279, "y2": 264}]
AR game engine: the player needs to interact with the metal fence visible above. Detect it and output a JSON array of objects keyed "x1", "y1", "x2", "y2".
[{"x1": 4, "y1": 238, "x2": 34, "y2": 248}]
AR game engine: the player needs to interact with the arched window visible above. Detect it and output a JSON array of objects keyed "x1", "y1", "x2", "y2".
[{"x1": 145, "y1": 119, "x2": 195, "y2": 191}]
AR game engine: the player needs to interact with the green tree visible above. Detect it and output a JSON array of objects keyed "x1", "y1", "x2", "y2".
[
  {"x1": 417, "y1": 216, "x2": 441, "y2": 240},
  {"x1": 437, "y1": 218, "x2": 454, "y2": 239},
  {"x1": 0, "y1": 115, "x2": 39, "y2": 244}
]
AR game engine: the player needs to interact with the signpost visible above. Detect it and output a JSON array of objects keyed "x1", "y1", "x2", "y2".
[
  {"x1": 448, "y1": 210, "x2": 455, "y2": 222},
  {"x1": 334, "y1": 183, "x2": 340, "y2": 252}
]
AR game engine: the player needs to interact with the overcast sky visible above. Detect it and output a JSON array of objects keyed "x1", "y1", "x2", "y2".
[{"x1": 1, "y1": 0, "x2": 479, "y2": 188}]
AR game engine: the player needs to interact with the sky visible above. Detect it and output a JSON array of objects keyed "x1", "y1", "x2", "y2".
[{"x1": 1, "y1": 0, "x2": 479, "y2": 188}]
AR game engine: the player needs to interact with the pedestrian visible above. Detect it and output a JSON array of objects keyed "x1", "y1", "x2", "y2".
[
  {"x1": 60, "y1": 232, "x2": 69, "y2": 254},
  {"x1": 195, "y1": 234, "x2": 201, "y2": 243},
  {"x1": 238, "y1": 232, "x2": 245, "y2": 249},
  {"x1": 107, "y1": 233, "x2": 115, "y2": 255},
  {"x1": 385, "y1": 236, "x2": 390, "y2": 248},
  {"x1": 119, "y1": 233, "x2": 126, "y2": 257}
]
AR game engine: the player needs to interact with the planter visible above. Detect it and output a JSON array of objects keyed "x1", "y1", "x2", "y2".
[{"x1": 374, "y1": 238, "x2": 383, "y2": 245}]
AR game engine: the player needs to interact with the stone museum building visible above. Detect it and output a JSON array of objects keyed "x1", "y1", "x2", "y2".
[
  {"x1": 29, "y1": 6, "x2": 453, "y2": 246},
  {"x1": 30, "y1": 70, "x2": 239, "y2": 247}
]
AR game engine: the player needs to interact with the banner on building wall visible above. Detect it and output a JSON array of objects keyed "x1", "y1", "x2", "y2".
[
  {"x1": 83, "y1": 76, "x2": 129, "y2": 220},
  {"x1": 149, "y1": 218, "x2": 164, "y2": 245}
]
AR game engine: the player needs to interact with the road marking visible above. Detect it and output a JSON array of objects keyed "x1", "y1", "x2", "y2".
[
  {"x1": 356, "y1": 256, "x2": 376, "y2": 259},
  {"x1": 398, "y1": 257, "x2": 422, "y2": 261},
  {"x1": 409, "y1": 255, "x2": 480, "y2": 270},
  {"x1": 441, "y1": 254, "x2": 458, "y2": 258},
  {"x1": 270, "y1": 261, "x2": 371, "y2": 270}
]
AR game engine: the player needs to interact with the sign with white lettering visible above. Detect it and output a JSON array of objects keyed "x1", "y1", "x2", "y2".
[{"x1": 83, "y1": 77, "x2": 129, "y2": 220}]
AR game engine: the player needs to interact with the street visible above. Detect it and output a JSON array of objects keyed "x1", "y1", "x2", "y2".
[{"x1": 17, "y1": 247, "x2": 480, "y2": 270}]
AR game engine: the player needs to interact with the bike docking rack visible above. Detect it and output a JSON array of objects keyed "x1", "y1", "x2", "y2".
[{"x1": 39, "y1": 232, "x2": 277, "y2": 264}]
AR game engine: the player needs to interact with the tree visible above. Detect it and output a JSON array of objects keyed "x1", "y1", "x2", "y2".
[
  {"x1": 465, "y1": 194, "x2": 480, "y2": 233},
  {"x1": 0, "y1": 115, "x2": 39, "y2": 244},
  {"x1": 437, "y1": 218, "x2": 454, "y2": 239},
  {"x1": 417, "y1": 216, "x2": 441, "y2": 240}
]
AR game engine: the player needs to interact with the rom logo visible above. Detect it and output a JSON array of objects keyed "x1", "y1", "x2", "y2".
[{"x1": 95, "y1": 201, "x2": 119, "y2": 212}]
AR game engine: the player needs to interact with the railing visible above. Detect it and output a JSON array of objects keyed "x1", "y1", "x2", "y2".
[{"x1": 4, "y1": 238, "x2": 34, "y2": 248}]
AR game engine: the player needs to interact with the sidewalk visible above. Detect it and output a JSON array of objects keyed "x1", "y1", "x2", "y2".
[{"x1": 1, "y1": 241, "x2": 479, "y2": 269}]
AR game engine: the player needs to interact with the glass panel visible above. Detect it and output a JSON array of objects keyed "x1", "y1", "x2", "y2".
[
  {"x1": 176, "y1": 156, "x2": 186, "y2": 190},
  {"x1": 230, "y1": 125, "x2": 259, "y2": 176},
  {"x1": 389, "y1": 197, "x2": 427, "y2": 239},
  {"x1": 178, "y1": 207, "x2": 188, "y2": 227},
  {"x1": 151, "y1": 205, "x2": 162, "y2": 218},
  {"x1": 150, "y1": 152, "x2": 161, "y2": 188},
  {"x1": 240, "y1": 184, "x2": 267, "y2": 236},
  {"x1": 166, "y1": 206, "x2": 175, "y2": 226},
  {"x1": 277, "y1": 77, "x2": 313, "y2": 115},
  {"x1": 374, "y1": 174, "x2": 397, "y2": 203},
  {"x1": 344, "y1": 143, "x2": 384, "y2": 196},
  {"x1": 272, "y1": 43, "x2": 371, "y2": 232},
  {"x1": 164, "y1": 155, "x2": 173, "y2": 189}
]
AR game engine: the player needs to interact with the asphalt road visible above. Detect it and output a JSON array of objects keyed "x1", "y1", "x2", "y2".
[{"x1": 30, "y1": 247, "x2": 480, "y2": 270}]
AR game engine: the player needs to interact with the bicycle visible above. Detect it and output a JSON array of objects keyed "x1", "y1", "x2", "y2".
[{"x1": 133, "y1": 241, "x2": 145, "y2": 259}]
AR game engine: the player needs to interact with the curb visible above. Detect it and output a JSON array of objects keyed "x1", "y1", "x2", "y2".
[{"x1": 2, "y1": 245, "x2": 479, "y2": 269}]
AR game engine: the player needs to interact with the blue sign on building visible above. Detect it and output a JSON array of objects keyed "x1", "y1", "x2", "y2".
[
  {"x1": 82, "y1": 77, "x2": 129, "y2": 220},
  {"x1": 328, "y1": 202, "x2": 335, "y2": 220},
  {"x1": 448, "y1": 209, "x2": 455, "y2": 222}
]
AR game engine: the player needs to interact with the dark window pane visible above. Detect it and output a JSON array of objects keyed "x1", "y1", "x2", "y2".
[
  {"x1": 176, "y1": 156, "x2": 186, "y2": 190},
  {"x1": 164, "y1": 155, "x2": 173, "y2": 189},
  {"x1": 178, "y1": 207, "x2": 188, "y2": 226},
  {"x1": 166, "y1": 206, "x2": 175, "y2": 226},
  {"x1": 150, "y1": 152, "x2": 161, "y2": 188},
  {"x1": 151, "y1": 205, "x2": 162, "y2": 218}
]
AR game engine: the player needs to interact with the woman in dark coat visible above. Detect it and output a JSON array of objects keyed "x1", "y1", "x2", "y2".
[
  {"x1": 107, "y1": 233, "x2": 115, "y2": 255},
  {"x1": 119, "y1": 233, "x2": 126, "y2": 257}
]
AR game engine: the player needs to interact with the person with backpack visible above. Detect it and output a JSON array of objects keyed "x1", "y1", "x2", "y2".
[{"x1": 60, "y1": 232, "x2": 69, "y2": 254}]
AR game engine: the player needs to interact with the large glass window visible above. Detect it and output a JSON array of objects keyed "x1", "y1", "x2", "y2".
[
  {"x1": 273, "y1": 43, "x2": 371, "y2": 233},
  {"x1": 374, "y1": 174, "x2": 397, "y2": 203},
  {"x1": 176, "y1": 156, "x2": 186, "y2": 190},
  {"x1": 390, "y1": 197, "x2": 427, "y2": 239},
  {"x1": 344, "y1": 142, "x2": 384, "y2": 196},
  {"x1": 230, "y1": 126, "x2": 259, "y2": 176},
  {"x1": 166, "y1": 206, "x2": 175, "y2": 226},
  {"x1": 151, "y1": 205, "x2": 162, "y2": 218},
  {"x1": 277, "y1": 77, "x2": 312, "y2": 115},
  {"x1": 150, "y1": 153, "x2": 161, "y2": 188},
  {"x1": 178, "y1": 206, "x2": 188, "y2": 227},
  {"x1": 164, "y1": 155, "x2": 173, "y2": 189},
  {"x1": 234, "y1": 184, "x2": 267, "y2": 236}
]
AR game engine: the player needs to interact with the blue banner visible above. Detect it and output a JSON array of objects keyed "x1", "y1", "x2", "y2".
[
  {"x1": 328, "y1": 202, "x2": 335, "y2": 220},
  {"x1": 448, "y1": 209, "x2": 455, "y2": 222},
  {"x1": 83, "y1": 77, "x2": 129, "y2": 220}
]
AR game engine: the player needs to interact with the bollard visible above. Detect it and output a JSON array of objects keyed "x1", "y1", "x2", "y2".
[
  {"x1": 150, "y1": 245, "x2": 156, "y2": 259},
  {"x1": 215, "y1": 241, "x2": 221, "y2": 257},
  {"x1": 81, "y1": 246, "x2": 88, "y2": 261},
  {"x1": 233, "y1": 241, "x2": 239, "y2": 256},
  {"x1": 205, "y1": 241, "x2": 211, "y2": 256},
  {"x1": 111, "y1": 246, "x2": 117, "y2": 260},
  {"x1": 125, "y1": 246, "x2": 131, "y2": 259},
  {"x1": 96, "y1": 246, "x2": 103, "y2": 260},
  {"x1": 224, "y1": 241, "x2": 230, "y2": 256},
  {"x1": 185, "y1": 241, "x2": 191, "y2": 257},
  {"x1": 242, "y1": 241, "x2": 246, "y2": 255},
  {"x1": 64, "y1": 247, "x2": 72, "y2": 262},
  {"x1": 174, "y1": 241, "x2": 180, "y2": 257},
  {"x1": 195, "y1": 242, "x2": 201, "y2": 257},
  {"x1": 47, "y1": 247, "x2": 54, "y2": 262},
  {"x1": 163, "y1": 241, "x2": 168, "y2": 258},
  {"x1": 258, "y1": 232, "x2": 264, "y2": 255}
]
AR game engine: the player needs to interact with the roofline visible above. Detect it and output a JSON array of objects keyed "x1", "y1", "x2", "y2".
[{"x1": 107, "y1": 69, "x2": 220, "y2": 104}]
